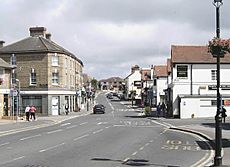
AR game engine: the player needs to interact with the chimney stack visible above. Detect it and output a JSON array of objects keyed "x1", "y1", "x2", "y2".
[
  {"x1": 29, "y1": 27, "x2": 46, "y2": 37},
  {"x1": 45, "y1": 33, "x2": 51, "y2": 40},
  {"x1": 131, "y1": 65, "x2": 140, "y2": 73},
  {"x1": 0, "y1": 40, "x2": 5, "y2": 48}
]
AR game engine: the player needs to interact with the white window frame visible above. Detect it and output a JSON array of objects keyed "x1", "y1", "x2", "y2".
[
  {"x1": 30, "y1": 69, "x2": 37, "y2": 85},
  {"x1": 52, "y1": 53, "x2": 59, "y2": 66},
  {"x1": 52, "y1": 72, "x2": 59, "y2": 85}
]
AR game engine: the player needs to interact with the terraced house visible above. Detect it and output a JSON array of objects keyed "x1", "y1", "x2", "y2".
[{"x1": 0, "y1": 27, "x2": 84, "y2": 116}]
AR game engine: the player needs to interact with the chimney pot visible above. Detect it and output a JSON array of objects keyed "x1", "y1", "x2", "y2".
[
  {"x1": 45, "y1": 33, "x2": 51, "y2": 40},
  {"x1": 0, "y1": 40, "x2": 5, "y2": 48}
]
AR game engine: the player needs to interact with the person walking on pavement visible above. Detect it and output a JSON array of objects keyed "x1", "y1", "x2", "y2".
[
  {"x1": 25, "y1": 105, "x2": 30, "y2": 121},
  {"x1": 65, "y1": 103, "x2": 69, "y2": 115},
  {"x1": 30, "y1": 105, "x2": 37, "y2": 121},
  {"x1": 221, "y1": 107, "x2": 227, "y2": 123},
  {"x1": 161, "y1": 102, "x2": 166, "y2": 117},
  {"x1": 156, "y1": 103, "x2": 161, "y2": 118}
]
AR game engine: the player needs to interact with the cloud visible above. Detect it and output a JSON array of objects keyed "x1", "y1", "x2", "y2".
[{"x1": 1, "y1": 0, "x2": 230, "y2": 80}]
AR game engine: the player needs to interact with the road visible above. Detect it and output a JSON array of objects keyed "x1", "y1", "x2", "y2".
[{"x1": 0, "y1": 93, "x2": 213, "y2": 167}]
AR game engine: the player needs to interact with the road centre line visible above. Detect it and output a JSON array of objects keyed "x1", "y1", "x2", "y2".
[
  {"x1": 47, "y1": 129, "x2": 63, "y2": 134},
  {"x1": 139, "y1": 147, "x2": 144, "y2": 151},
  {"x1": 0, "y1": 156, "x2": 26, "y2": 166},
  {"x1": 80, "y1": 122, "x2": 88, "y2": 125},
  {"x1": 132, "y1": 151, "x2": 138, "y2": 156},
  {"x1": 20, "y1": 134, "x2": 41, "y2": 141},
  {"x1": 73, "y1": 134, "x2": 89, "y2": 141},
  {"x1": 93, "y1": 129, "x2": 103, "y2": 134},
  {"x1": 66, "y1": 125, "x2": 78, "y2": 129},
  {"x1": 39, "y1": 142, "x2": 65, "y2": 153},
  {"x1": 0, "y1": 142, "x2": 10, "y2": 147},
  {"x1": 60, "y1": 123, "x2": 71, "y2": 127}
]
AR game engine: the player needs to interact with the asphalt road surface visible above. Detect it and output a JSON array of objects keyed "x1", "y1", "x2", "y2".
[{"x1": 0, "y1": 93, "x2": 213, "y2": 167}]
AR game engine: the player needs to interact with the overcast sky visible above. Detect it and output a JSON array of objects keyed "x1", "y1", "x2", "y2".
[{"x1": 1, "y1": 0, "x2": 230, "y2": 80}]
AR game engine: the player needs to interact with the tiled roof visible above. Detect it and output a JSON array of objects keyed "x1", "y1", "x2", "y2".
[
  {"x1": 154, "y1": 65, "x2": 167, "y2": 77},
  {"x1": 171, "y1": 45, "x2": 230, "y2": 64},
  {"x1": 141, "y1": 69, "x2": 151, "y2": 81},
  {"x1": 0, "y1": 36, "x2": 83, "y2": 66},
  {"x1": 0, "y1": 58, "x2": 12, "y2": 69}
]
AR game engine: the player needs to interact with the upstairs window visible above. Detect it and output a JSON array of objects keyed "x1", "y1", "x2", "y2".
[
  {"x1": 52, "y1": 72, "x2": 59, "y2": 85},
  {"x1": 177, "y1": 65, "x2": 188, "y2": 78},
  {"x1": 52, "y1": 53, "x2": 59, "y2": 66},
  {"x1": 30, "y1": 68, "x2": 37, "y2": 85},
  {"x1": 211, "y1": 70, "x2": 217, "y2": 80}
]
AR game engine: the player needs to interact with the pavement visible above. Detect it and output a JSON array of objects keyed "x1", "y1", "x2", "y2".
[
  {"x1": 1, "y1": 100, "x2": 230, "y2": 166},
  {"x1": 0, "y1": 107, "x2": 92, "y2": 137}
]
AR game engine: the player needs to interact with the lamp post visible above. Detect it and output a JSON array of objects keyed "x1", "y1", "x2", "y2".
[
  {"x1": 16, "y1": 79, "x2": 20, "y2": 122},
  {"x1": 131, "y1": 83, "x2": 134, "y2": 106},
  {"x1": 213, "y1": 0, "x2": 223, "y2": 166}
]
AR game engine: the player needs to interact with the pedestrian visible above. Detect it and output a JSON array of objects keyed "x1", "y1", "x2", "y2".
[
  {"x1": 25, "y1": 105, "x2": 30, "y2": 121},
  {"x1": 221, "y1": 107, "x2": 227, "y2": 123},
  {"x1": 65, "y1": 103, "x2": 69, "y2": 115},
  {"x1": 30, "y1": 105, "x2": 37, "y2": 121},
  {"x1": 156, "y1": 103, "x2": 161, "y2": 118},
  {"x1": 161, "y1": 102, "x2": 166, "y2": 117}
]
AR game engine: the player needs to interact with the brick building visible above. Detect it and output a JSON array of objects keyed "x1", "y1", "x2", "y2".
[{"x1": 0, "y1": 27, "x2": 84, "y2": 116}]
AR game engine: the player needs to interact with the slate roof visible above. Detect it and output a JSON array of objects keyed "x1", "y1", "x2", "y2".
[
  {"x1": 0, "y1": 36, "x2": 83, "y2": 66},
  {"x1": 171, "y1": 45, "x2": 230, "y2": 64},
  {"x1": 0, "y1": 58, "x2": 12, "y2": 69},
  {"x1": 100, "y1": 77, "x2": 124, "y2": 83}
]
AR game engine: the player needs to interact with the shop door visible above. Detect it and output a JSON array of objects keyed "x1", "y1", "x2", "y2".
[{"x1": 52, "y1": 96, "x2": 59, "y2": 115}]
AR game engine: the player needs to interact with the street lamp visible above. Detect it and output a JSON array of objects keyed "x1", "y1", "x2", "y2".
[{"x1": 213, "y1": 0, "x2": 223, "y2": 166}]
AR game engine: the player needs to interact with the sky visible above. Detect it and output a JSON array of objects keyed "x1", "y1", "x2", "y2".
[{"x1": 1, "y1": 0, "x2": 230, "y2": 80}]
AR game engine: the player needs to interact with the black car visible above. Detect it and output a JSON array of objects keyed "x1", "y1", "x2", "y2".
[{"x1": 93, "y1": 104, "x2": 105, "y2": 114}]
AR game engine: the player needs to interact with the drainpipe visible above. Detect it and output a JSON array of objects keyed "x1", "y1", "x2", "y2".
[{"x1": 190, "y1": 64, "x2": 193, "y2": 95}]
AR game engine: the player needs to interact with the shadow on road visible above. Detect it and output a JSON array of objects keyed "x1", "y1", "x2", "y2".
[
  {"x1": 202, "y1": 122, "x2": 230, "y2": 130},
  {"x1": 196, "y1": 138, "x2": 230, "y2": 150},
  {"x1": 91, "y1": 157, "x2": 180, "y2": 167}
]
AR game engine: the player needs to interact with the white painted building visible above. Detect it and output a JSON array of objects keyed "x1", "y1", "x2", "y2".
[
  {"x1": 168, "y1": 45, "x2": 230, "y2": 118},
  {"x1": 124, "y1": 65, "x2": 142, "y2": 103},
  {"x1": 153, "y1": 65, "x2": 168, "y2": 106}
]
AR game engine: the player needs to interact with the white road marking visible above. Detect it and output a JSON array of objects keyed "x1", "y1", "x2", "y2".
[
  {"x1": 47, "y1": 129, "x2": 63, "y2": 134},
  {"x1": 0, "y1": 142, "x2": 10, "y2": 147},
  {"x1": 66, "y1": 125, "x2": 78, "y2": 129},
  {"x1": 139, "y1": 147, "x2": 144, "y2": 151},
  {"x1": 20, "y1": 134, "x2": 41, "y2": 141},
  {"x1": 93, "y1": 129, "x2": 103, "y2": 134},
  {"x1": 105, "y1": 126, "x2": 111, "y2": 129},
  {"x1": 60, "y1": 123, "x2": 71, "y2": 127},
  {"x1": 80, "y1": 122, "x2": 88, "y2": 125},
  {"x1": 132, "y1": 151, "x2": 138, "y2": 156},
  {"x1": 74, "y1": 134, "x2": 89, "y2": 141},
  {"x1": 0, "y1": 156, "x2": 25, "y2": 166},
  {"x1": 39, "y1": 143, "x2": 65, "y2": 152}
]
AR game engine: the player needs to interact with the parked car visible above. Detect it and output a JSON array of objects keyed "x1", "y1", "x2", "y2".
[
  {"x1": 93, "y1": 104, "x2": 105, "y2": 114},
  {"x1": 106, "y1": 93, "x2": 113, "y2": 99}
]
